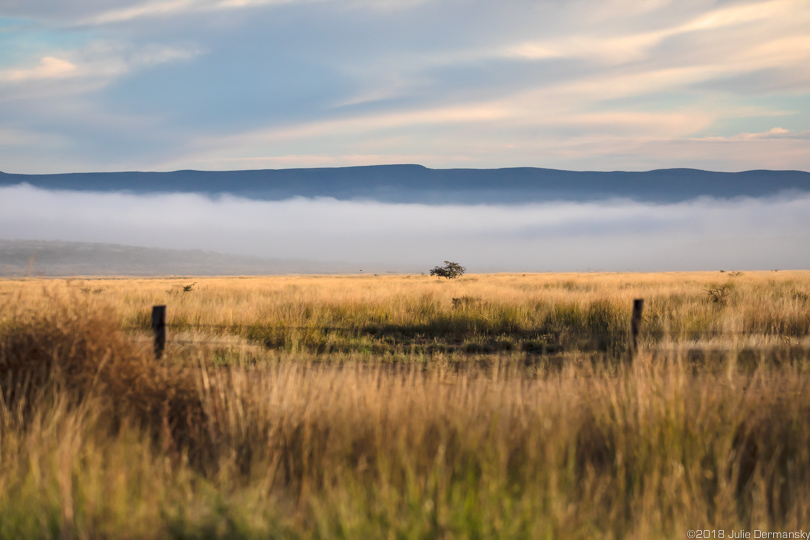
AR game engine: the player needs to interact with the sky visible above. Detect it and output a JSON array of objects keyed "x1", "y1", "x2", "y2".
[
  {"x1": 1, "y1": 0, "x2": 809, "y2": 174},
  {"x1": 1, "y1": 0, "x2": 809, "y2": 272}
]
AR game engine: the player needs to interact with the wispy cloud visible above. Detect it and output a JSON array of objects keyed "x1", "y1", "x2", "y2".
[
  {"x1": 83, "y1": 0, "x2": 209, "y2": 25},
  {"x1": 79, "y1": 0, "x2": 429, "y2": 25},
  {"x1": 1, "y1": 0, "x2": 809, "y2": 172},
  {"x1": 696, "y1": 127, "x2": 810, "y2": 142},
  {"x1": 1, "y1": 42, "x2": 200, "y2": 98},
  {"x1": 5, "y1": 56, "x2": 77, "y2": 81}
]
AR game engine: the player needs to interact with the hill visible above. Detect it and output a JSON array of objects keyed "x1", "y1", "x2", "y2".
[
  {"x1": 2, "y1": 166, "x2": 809, "y2": 203},
  {"x1": 0, "y1": 240, "x2": 359, "y2": 277}
]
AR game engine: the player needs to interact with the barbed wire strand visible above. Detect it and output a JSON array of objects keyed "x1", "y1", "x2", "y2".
[
  {"x1": 124, "y1": 322, "x2": 799, "y2": 335},
  {"x1": 121, "y1": 323, "x2": 806, "y2": 348}
]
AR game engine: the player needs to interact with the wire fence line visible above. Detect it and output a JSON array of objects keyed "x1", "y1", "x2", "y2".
[
  {"x1": 138, "y1": 336, "x2": 807, "y2": 357},
  {"x1": 138, "y1": 302, "x2": 807, "y2": 358},
  {"x1": 125, "y1": 323, "x2": 806, "y2": 351},
  {"x1": 124, "y1": 322, "x2": 801, "y2": 335}
]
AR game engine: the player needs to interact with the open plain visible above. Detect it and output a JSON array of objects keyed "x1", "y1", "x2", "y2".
[{"x1": 1, "y1": 271, "x2": 809, "y2": 538}]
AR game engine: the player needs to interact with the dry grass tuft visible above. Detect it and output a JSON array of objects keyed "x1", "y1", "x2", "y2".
[{"x1": 0, "y1": 297, "x2": 207, "y2": 456}]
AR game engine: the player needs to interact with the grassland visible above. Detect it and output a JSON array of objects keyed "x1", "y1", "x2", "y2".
[{"x1": 1, "y1": 271, "x2": 809, "y2": 538}]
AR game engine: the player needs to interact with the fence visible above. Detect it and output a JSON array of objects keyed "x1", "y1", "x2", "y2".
[
  {"x1": 148, "y1": 300, "x2": 648, "y2": 363},
  {"x1": 144, "y1": 298, "x2": 809, "y2": 363}
]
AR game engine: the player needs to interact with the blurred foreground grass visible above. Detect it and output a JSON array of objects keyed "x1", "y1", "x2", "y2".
[{"x1": 0, "y1": 272, "x2": 809, "y2": 538}]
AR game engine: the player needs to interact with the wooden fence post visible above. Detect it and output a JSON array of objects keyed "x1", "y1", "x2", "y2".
[
  {"x1": 628, "y1": 299, "x2": 644, "y2": 363},
  {"x1": 152, "y1": 305, "x2": 166, "y2": 360}
]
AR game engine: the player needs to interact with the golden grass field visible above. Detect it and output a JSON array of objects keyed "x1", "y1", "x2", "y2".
[{"x1": 1, "y1": 271, "x2": 809, "y2": 538}]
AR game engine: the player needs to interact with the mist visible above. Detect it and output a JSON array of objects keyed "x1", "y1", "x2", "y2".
[{"x1": 1, "y1": 183, "x2": 808, "y2": 272}]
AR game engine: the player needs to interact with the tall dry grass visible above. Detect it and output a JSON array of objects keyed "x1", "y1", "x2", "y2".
[
  {"x1": 2, "y1": 271, "x2": 809, "y2": 361},
  {"x1": 0, "y1": 277, "x2": 809, "y2": 538}
]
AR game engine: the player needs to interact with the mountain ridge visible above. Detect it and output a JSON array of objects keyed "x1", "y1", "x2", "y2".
[{"x1": 1, "y1": 165, "x2": 809, "y2": 204}]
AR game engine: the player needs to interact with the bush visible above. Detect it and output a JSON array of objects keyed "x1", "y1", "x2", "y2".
[
  {"x1": 429, "y1": 261, "x2": 466, "y2": 279},
  {"x1": 0, "y1": 298, "x2": 207, "y2": 454}
]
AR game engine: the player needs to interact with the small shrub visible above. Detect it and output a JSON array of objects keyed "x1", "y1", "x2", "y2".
[
  {"x1": 706, "y1": 283, "x2": 733, "y2": 304},
  {"x1": 80, "y1": 287, "x2": 103, "y2": 294},
  {"x1": 429, "y1": 261, "x2": 466, "y2": 280},
  {"x1": 451, "y1": 296, "x2": 481, "y2": 309}
]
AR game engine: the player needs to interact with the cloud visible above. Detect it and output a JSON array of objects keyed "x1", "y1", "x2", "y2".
[
  {"x1": 0, "y1": 127, "x2": 40, "y2": 145},
  {"x1": 0, "y1": 42, "x2": 200, "y2": 97},
  {"x1": 83, "y1": 0, "x2": 213, "y2": 24},
  {"x1": 78, "y1": 0, "x2": 428, "y2": 25},
  {"x1": 504, "y1": 0, "x2": 810, "y2": 65},
  {"x1": 0, "y1": 184, "x2": 808, "y2": 271},
  {"x1": 691, "y1": 127, "x2": 810, "y2": 142},
  {"x1": 1, "y1": 0, "x2": 809, "y2": 172},
  {"x1": 5, "y1": 56, "x2": 77, "y2": 81}
]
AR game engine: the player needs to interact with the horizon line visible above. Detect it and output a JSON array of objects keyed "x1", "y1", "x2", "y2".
[{"x1": 2, "y1": 164, "x2": 810, "y2": 176}]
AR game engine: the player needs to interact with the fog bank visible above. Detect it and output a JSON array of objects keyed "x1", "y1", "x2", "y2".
[{"x1": 1, "y1": 184, "x2": 808, "y2": 272}]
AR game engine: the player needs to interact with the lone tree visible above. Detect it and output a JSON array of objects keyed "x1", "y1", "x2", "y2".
[{"x1": 429, "y1": 261, "x2": 466, "y2": 279}]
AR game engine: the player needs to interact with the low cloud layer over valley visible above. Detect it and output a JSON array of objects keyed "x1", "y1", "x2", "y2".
[{"x1": 2, "y1": 182, "x2": 808, "y2": 274}]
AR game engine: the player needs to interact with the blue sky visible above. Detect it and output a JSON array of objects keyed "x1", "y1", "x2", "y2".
[{"x1": 1, "y1": 0, "x2": 809, "y2": 173}]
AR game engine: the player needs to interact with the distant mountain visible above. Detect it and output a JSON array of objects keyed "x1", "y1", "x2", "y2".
[
  {"x1": 2, "y1": 166, "x2": 809, "y2": 204},
  {"x1": 0, "y1": 240, "x2": 360, "y2": 276}
]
